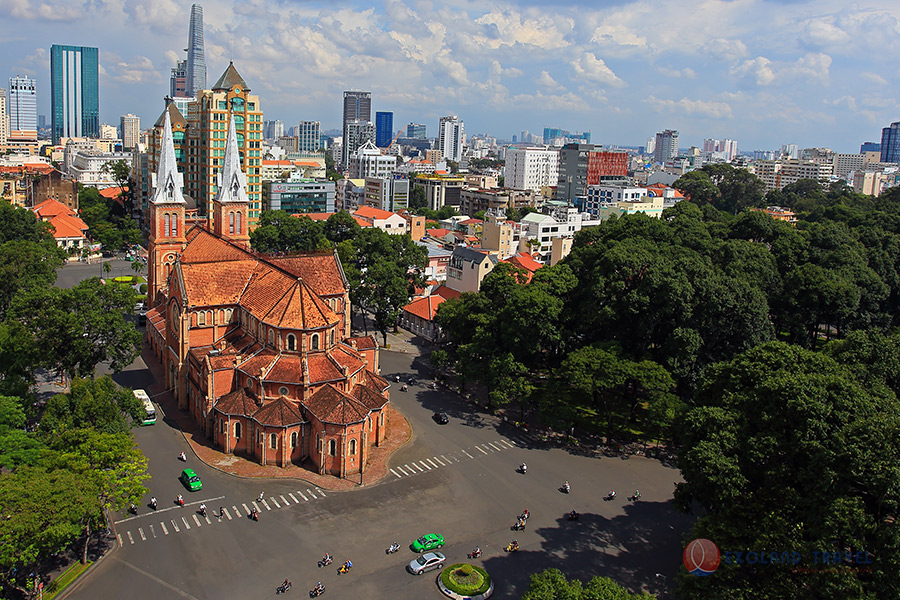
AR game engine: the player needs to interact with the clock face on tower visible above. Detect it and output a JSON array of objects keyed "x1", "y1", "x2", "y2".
[{"x1": 165, "y1": 253, "x2": 176, "y2": 262}]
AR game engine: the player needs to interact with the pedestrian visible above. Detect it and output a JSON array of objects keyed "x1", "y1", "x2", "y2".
[{"x1": 218, "y1": 506, "x2": 225, "y2": 520}]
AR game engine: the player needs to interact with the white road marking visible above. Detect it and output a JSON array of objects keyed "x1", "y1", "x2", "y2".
[
  {"x1": 150, "y1": 524, "x2": 156, "y2": 538},
  {"x1": 487, "y1": 442, "x2": 503, "y2": 451},
  {"x1": 396, "y1": 465, "x2": 411, "y2": 476},
  {"x1": 462, "y1": 449, "x2": 474, "y2": 459},
  {"x1": 192, "y1": 514, "x2": 201, "y2": 527},
  {"x1": 500, "y1": 439, "x2": 515, "y2": 448},
  {"x1": 271, "y1": 497, "x2": 281, "y2": 508},
  {"x1": 317, "y1": 488, "x2": 326, "y2": 497},
  {"x1": 476, "y1": 445, "x2": 489, "y2": 455},
  {"x1": 419, "y1": 460, "x2": 432, "y2": 470},
  {"x1": 411, "y1": 463, "x2": 424, "y2": 473},
  {"x1": 391, "y1": 468, "x2": 402, "y2": 478},
  {"x1": 117, "y1": 534, "x2": 123, "y2": 545},
  {"x1": 427, "y1": 458, "x2": 440, "y2": 469},
  {"x1": 127, "y1": 531, "x2": 134, "y2": 544},
  {"x1": 138, "y1": 528, "x2": 146, "y2": 541},
  {"x1": 280, "y1": 495, "x2": 289, "y2": 505},
  {"x1": 442, "y1": 454, "x2": 457, "y2": 463},
  {"x1": 433, "y1": 456, "x2": 446, "y2": 466},
  {"x1": 182, "y1": 517, "x2": 190, "y2": 530},
  {"x1": 251, "y1": 501, "x2": 260, "y2": 512},
  {"x1": 170, "y1": 520, "x2": 180, "y2": 533},
  {"x1": 289, "y1": 493, "x2": 299, "y2": 503},
  {"x1": 261, "y1": 499, "x2": 271, "y2": 510},
  {"x1": 297, "y1": 491, "x2": 308, "y2": 501},
  {"x1": 160, "y1": 522, "x2": 168, "y2": 535},
  {"x1": 306, "y1": 489, "x2": 318, "y2": 499}
]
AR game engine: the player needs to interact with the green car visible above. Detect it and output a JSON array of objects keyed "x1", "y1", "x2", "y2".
[
  {"x1": 179, "y1": 468, "x2": 202, "y2": 491},
  {"x1": 411, "y1": 533, "x2": 444, "y2": 553}
]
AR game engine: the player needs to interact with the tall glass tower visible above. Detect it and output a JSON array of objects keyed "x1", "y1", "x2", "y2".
[
  {"x1": 341, "y1": 90, "x2": 372, "y2": 167},
  {"x1": 8, "y1": 76, "x2": 38, "y2": 136},
  {"x1": 186, "y1": 4, "x2": 207, "y2": 97},
  {"x1": 49, "y1": 45, "x2": 99, "y2": 144},
  {"x1": 375, "y1": 111, "x2": 393, "y2": 148}
]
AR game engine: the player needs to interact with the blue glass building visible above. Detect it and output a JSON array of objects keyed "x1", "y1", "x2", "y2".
[
  {"x1": 879, "y1": 123, "x2": 900, "y2": 163},
  {"x1": 375, "y1": 111, "x2": 394, "y2": 148},
  {"x1": 50, "y1": 45, "x2": 99, "y2": 144}
]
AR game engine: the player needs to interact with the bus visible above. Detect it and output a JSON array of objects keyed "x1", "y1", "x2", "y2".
[{"x1": 134, "y1": 389, "x2": 156, "y2": 425}]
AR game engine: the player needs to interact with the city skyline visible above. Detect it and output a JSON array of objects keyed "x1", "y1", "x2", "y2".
[{"x1": 1, "y1": 0, "x2": 898, "y2": 152}]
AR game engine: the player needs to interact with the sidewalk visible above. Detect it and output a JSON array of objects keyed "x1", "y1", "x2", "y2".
[{"x1": 141, "y1": 346, "x2": 413, "y2": 492}]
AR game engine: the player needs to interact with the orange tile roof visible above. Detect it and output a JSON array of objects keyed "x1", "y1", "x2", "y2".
[
  {"x1": 305, "y1": 353, "x2": 345, "y2": 384},
  {"x1": 268, "y1": 253, "x2": 347, "y2": 298},
  {"x1": 432, "y1": 285, "x2": 461, "y2": 301},
  {"x1": 252, "y1": 396, "x2": 305, "y2": 427},
  {"x1": 330, "y1": 343, "x2": 367, "y2": 377},
  {"x1": 351, "y1": 377, "x2": 389, "y2": 410},
  {"x1": 506, "y1": 252, "x2": 544, "y2": 273},
  {"x1": 48, "y1": 214, "x2": 88, "y2": 239},
  {"x1": 215, "y1": 388, "x2": 259, "y2": 416},
  {"x1": 402, "y1": 287, "x2": 461, "y2": 322},
  {"x1": 33, "y1": 198, "x2": 75, "y2": 218},
  {"x1": 354, "y1": 205, "x2": 397, "y2": 220},
  {"x1": 347, "y1": 336, "x2": 377, "y2": 350},
  {"x1": 427, "y1": 228, "x2": 450, "y2": 237},
  {"x1": 99, "y1": 186, "x2": 128, "y2": 199},
  {"x1": 304, "y1": 385, "x2": 370, "y2": 424}
]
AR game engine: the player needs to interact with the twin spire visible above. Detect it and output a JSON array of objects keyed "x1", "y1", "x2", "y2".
[
  {"x1": 215, "y1": 114, "x2": 249, "y2": 204},
  {"x1": 150, "y1": 110, "x2": 186, "y2": 205}
]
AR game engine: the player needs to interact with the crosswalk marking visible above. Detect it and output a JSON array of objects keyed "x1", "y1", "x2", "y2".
[
  {"x1": 251, "y1": 501, "x2": 260, "y2": 512},
  {"x1": 317, "y1": 488, "x2": 325, "y2": 497},
  {"x1": 391, "y1": 468, "x2": 402, "y2": 478},
  {"x1": 150, "y1": 524, "x2": 156, "y2": 538},
  {"x1": 138, "y1": 528, "x2": 146, "y2": 541},
  {"x1": 500, "y1": 439, "x2": 515, "y2": 448},
  {"x1": 487, "y1": 442, "x2": 503, "y2": 451},
  {"x1": 412, "y1": 463, "x2": 424, "y2": 472},
  {"x1": 476, "y1": 445, "x2": 488, "y2": 455},
  {"x1": 127, "y1": 531, "x2": 134, "y2": 544},
  {"x1": 271, "y1": 497, "x2": 281, "y2": 508},
  {"x1": 161, "y1": 522, "x2": 168, "y2": 535},
  {"x1": 182, "y1": 517, "x2": 190, "y2": 530},
  {"x1": 192, "y1": 514, "x2": 201, "y2": 527},
  {"x1": 289, "y1": 493, "x2": 299, "y2": 503},
  {"x1": 427, "y1": 458, "x2": 440, "y2": 468},
  {"x1": 419, "y1": 460, "x2": 431, "y2": 470},
  {"x1": 307, "y1": 489, "x2": 317, "y2": 499},
  {"x1": 260, "y1": 499, "x2": 271, "y2": 510},
  {"x1": 396, "y1": 465, "x2": 410, "y2": 476},
  {"x1": 297, "y1": 491, "x2": 308, "y2": 501},
  {"x1": 443, "y1": 454, "x2": 457, "y2": 463},
  {"x1": 462, "y1": 449, "x2": 474, "y2": 459},
  {"x1": 170, "y1": 520, "x2": 180, "y2": 533},
  {"x1": 280, "y1": 495, "x2": 290, "y2": 505},
  {"x1": 433, "y1": 456, "x2": 445, "y2": 466},
  {"x1": 117, "y1": 534, "x2": 123, "y2": 545}
]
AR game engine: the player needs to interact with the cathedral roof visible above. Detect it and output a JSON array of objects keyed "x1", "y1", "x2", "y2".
[
  {"x1": 268, "y1": 251, "x2": 348, "y2": 298},
  {"x1": 212, "y1": 62, "x2": 249, "y2": 91},
  {"x1": 252, "y1": 395, "x2": 305, "y2": 427},
  {"x1": 214, "y1": 115, "x2": 249, "y2": 204},
  {"x1": 305, "y1": 385, "x2": 370, "y2": 425},
  {"x1": 150, "y1": 110, "x2": 186, "y2": 205},
  {"x1": 215, "y1": 387, "x2": 259, "y2": 416}
]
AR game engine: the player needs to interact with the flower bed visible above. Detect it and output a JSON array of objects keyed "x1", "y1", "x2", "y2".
[{"x1": 440, "y1": 563, "x2": 491, "y2": 596}]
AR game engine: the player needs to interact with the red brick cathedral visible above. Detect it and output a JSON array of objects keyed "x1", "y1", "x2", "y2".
[{"x1": 144, "y1": 110, "x2": 389, "y2": 479}]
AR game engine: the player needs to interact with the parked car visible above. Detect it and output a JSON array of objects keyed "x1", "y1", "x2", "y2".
[
  {"x1": 411, "y1": 533, "x2": 444, "y2": 553},
  {"x1": 407, "y1": 552, "x2": 446, "y2": 575},
  {"x1": 179, "y1": 468, "x2": 202, "y2": 491}
]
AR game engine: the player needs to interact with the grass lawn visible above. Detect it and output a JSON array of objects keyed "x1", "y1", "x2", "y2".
[{"x1": 44, "y1": 560, "x2": 92, "y2": 599}]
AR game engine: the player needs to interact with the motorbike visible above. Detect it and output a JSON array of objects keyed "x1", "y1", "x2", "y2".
[
  {"x1": 467, "y1": 548, "x2": 482, "y2": 559},
  {"x1": 629, "y1": 491, "x2": 641, "y2": 502},
  {"x1": 386, "y1": 542, "x2": 400, "y2": 554},
  {"x1": 567, "y1": 511, "x2": 580, "y2": 521},
  {"x1": 511, "y1": 519, "x2": 526, "y2": 531},
  {"x1": 519, "y1": 510, "x2": 530, "y2": 521},
  {"x1": 176, "y1": 496, "x2": 185, "y2": 507},
  {"x1": 309, "y1": 584, "x2": 325, "y2": 598},
  {"x1": 604, "y1": 491, "x2": 616, "y2": 501},
  {"x1": 129, "y1": 503, "x2": 137, "y2": 515},
  {"x1": 400, "y1": 384, "x2": 408, "y2": 392},
  {"x1": 250, "y1": 509, "x2": 259, "y2": 521},
  {"x1": 560, "y1": 483, "x2": 570, "y2": 494},
  {"x1": 276, "y1": 581, "x2": 291, "y2": 594},
  {"x1": 338, "y1": 562, "x2": 352, "y2": 574},
  {"x1": 518, "y1": 464, "x2": 527, "y2": 474},
  {"x1": 149, "y1": 498, "x2": 158, "y2": 510},
  {"x1": 199, "y1": 506, "x2": 207, "y2": 517},
  {"x1": 178, "y1": 451, "x2": 187, "y2": 461},
  {"x1": 505, "y1": 542, "x2": 519, "y2": 553},
  {"x1": 317, "y1": 555, "x2": 333, "y2": 568}
]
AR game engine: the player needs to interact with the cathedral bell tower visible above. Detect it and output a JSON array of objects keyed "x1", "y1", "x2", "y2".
[
  {"x1": 211, "y1": 114, "x2": 250, "y2": 248},
  {"x1": 147, "y1": 109, "x2": 187, "y2": 309}
]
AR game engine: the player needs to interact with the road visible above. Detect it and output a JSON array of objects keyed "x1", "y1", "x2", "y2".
[
  {"x1": 53, "y1": 258, "x2": 692, "y2": 600},
  {"x1": 64, "y1": 349, "x2": 692, "y2": 600}
]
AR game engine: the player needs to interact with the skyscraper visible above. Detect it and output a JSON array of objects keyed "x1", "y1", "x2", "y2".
[
  {"x1": 653, "y1": 129, "x2": 679, "y2": 163},
  {"x1": 120, "y1": 114, "x2": 140, "y2": 150},
  {"x1": 297, "y1": 120, "x2": 321, "y2": 152},
  {"x1": 170, "y1": 60, "x2": 188, "y2": 98},
  {"x1": 342, "y1": 90, "x2": 372, "y2": 168},
  {"x1": 50, "y1": 45, "x2": 99, "y2": 143},
  {"x1": 185, "y1": 4, "x2": 207, "y2": 97},
  {"x1": 0, "y1": 89, "x2": 7, "y2": 149},
  {"x1": 407, "y1": 123, "x2": 426, "y2": 139},
  {"x1": 438, "y1": 115, "x2": 464, "y2": 163},
  {"x1": 880, "y1": 122, "x2": 900, "y2": 163},
  {"x1": 375, "y1": 111, "x2": 393, "y2": 148},
  {"x1": 8, "y1": 76, "x2": 37, "y2": 139}
]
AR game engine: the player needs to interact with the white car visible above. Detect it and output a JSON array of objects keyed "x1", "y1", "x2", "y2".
[{"x1": 407, "y1": 551, "x2": 446, "y2": 575}]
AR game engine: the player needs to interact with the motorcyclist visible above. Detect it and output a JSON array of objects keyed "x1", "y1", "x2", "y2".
[
  {"x1": 563, "y1": 480, "x2": 570, "y2": 492},
  {"x1": 176, "y1": 494, "x2": 184, "y2": 505},
  {"x1": 251, "y1": 508, "x2": 259, "y2": 520},
  {"x1": 179, "y1": 451, "x2": 186, "y2": 461},
  {"x1": 401, "y1": 383, "x2": 408, "y2": 391},
  {"x1": 315, "y1": 582, "x2": 324, "y2": 592},
  {"x1": 322, "y1": 552, "x2": 332, "y2": 564},
  {"x1": 473, "y1": 546, "x2": 481, "y2": 556},
  {"x1": 521, "y1": 509, "x2": 529, "y2": 519},
  {"x1": 199, "y1": 503, "x2": 207, "y2": 516},
  {"x1": 607, "y1": 490, "x2": 616, "y2": 499},
  {"x1": 520, "y1": 463, "x2": 527, "y2": 473},
  {"x1": 633, "y1": 489, "x2": 641, "y2": 499},
  {"x1": 569, "y1": 509, "x2": 579, "y2": 520},
  {"x1": 280, "y1": 579, "x2": 290, "y2": 591},
  {"x1": 150, "y1": 496, "x2": 157, "y2": 509},
  {"x1": 257, "y1": 492, "x2": 265, "y2": 502}
]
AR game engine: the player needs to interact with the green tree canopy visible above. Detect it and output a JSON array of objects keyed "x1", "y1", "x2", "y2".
[
  {"x1": 522, "y1": 568, "x2": 655, "y2": 600},
  {"x1": 249, "y1": 210, "x2": 330, "y2": 253}
]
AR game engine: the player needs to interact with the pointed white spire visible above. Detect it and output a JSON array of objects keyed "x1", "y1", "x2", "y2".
[
  {"x1": 215, "y1": 114, "x2": 248, "y2": 204},
  {"x1": 150, "y1": 109, "x2": 186, "y2": 205}
]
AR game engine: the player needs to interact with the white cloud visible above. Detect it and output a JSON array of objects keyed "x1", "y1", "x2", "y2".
[
  {"x1": 536, "y1": 70, "x2": 559, "y2": 89},
  {"x1": 656, "y1": 66, "x2": 697, "y2": 79},
  {"x1": 731, "y1": 53, "x2": 831, "y2": 86},
  {"x1": 804, "y1": 18, "x2": 852, "y2": 46},
  {"x1": 508, "y1": 90, "x2": 591, "y2": 113},
  {"x1": 645, "y1": 96, "x2": 734, "y2": 119},
  {"x1": 571, "y1": 53, "x2": 625, "y2": 87},
  {"x1": 861, "y1": 72, "x2": 888, "y2": 85},
  {"x1": 1, "y1": 0, "x2": 84, "y2": 21},
  {"x1": 472, "y1": 10, "x2": 573, "y2": 50},
  {"x1": 703, "y1": 38, "x2": 748, "y2": 63},
  {"x1": 101, "y1": 53, "x2": 163, "y2": 85}
]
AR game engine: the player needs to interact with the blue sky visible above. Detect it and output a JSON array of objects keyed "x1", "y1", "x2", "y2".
[{"x1": 2, "y1": 0, "x2": 898, "y2": 153}]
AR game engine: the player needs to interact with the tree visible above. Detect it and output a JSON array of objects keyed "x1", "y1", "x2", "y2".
[
  {"x1": 674, "y1": 342, "x2": 900, "y2": 599},
  {"x1": 0, "y1": 200, "x2": 58, "y2": 245},
  {"x1": 0, "y1": 395, "x2": 45, "y2": 469},
  {"x1": 323, "y1": 210, "x2": 361, "y2": 243},
  {"x1": 674, "y1": 170, "x2": 721, "y2": 207},
  {"x1": 0, "y1": 240, "x2": 64, "y2": 319},
  {"x1": 100, "y1": 159, "x2": 132, "y2": 213},
  {"x1": 522, "y1": 568, "x2": 654, "y2": 600},
  {"x1": 409, "y1": 185, "x2": 427, "y2": 211},
  {"x1": 41, "y1": 376, "x2": 142, "y2": 434},
  {"x1": 249, "y1": 210, "x2": 330, "y2": 253}
]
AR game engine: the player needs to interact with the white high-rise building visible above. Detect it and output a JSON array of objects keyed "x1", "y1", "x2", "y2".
[
  {"x1": 297, "y1": 120, "x2": 320, "y2": 152},
  {"x1": 342, "y1": 90, "x2": 372, "y2": 168},
  {"x1": 702, "y1": 138, "x2": 738, "y2": 161},
  {"x1": 645, "y1": 136, "x2": 656, "y2": 155},
  {"x1": 349, "y1": 140, "x2": 397, "y2": 179},
  {"x1": 8, "y1": 76, "x2": 37, "y2": 139},
  {"x1": 438, "y1": 115, "x2": 464, "y2": 163},
  {"x1": 654, "y1": 129, "x2": 678, "y2": 163},
  {"x1": 0, "y1": 89, "x2": 7, "y2": 148},
  {"x1": 120, "y1": 114, "x2": 140, "y2": 150},
  {"x1": 505, "y1": 146, "x2": 559, "y2": 191}
]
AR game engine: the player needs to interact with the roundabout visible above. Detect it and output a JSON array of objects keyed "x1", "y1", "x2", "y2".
[{"x1": 437, "y1": 563, "x2": 493, "y2": 599}]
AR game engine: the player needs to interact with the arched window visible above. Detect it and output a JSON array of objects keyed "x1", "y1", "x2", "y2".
[
  {"x1": 267, "y1": 329, "x2": 275, "y2": 345},
  {"x1": 229, "y1": 211, "x2": 235, "y2": 234},
  {"x1": 236, "y1": 212, "x2": 242, "y2": 235},
  {"x1": 287, "y1": 334, "x2": 296, "y2": 351},
  {"x1": 226, "y1": 308, "x2": 234, "y2": 322},
  {"x1": 349, "y1": 439, "x2": 357, "y2": 455},
  {"x1": 291, "y1": 432, "x2": 298, "y2": 447},
  {"x1": 270, "y1": 433, "x2": 277, "y2": 449},
  {"x1": 330, "y1": 329, "x2": 335, "y2": 347},
  {"x1": 164, "y1": 214, "x2": 170, "y2": 236},
  {"x1": 231, "y1": 97, "x2": 245, "y2": 112},
  {"x1": 207, "y1": 311, "x2": 213, "y2": 324},
  {"x1": 198, "y1": 312, "x2": 206, "y2": 326},
  {"x1": 311, "y1": 334, "x2": 319, "y2": 350},
  {"x1": 247, "y1": 377, "x2": 253, "y2": 388},
  {"x1": 234, "y1": 422, "x2": 242, "y2": 438},
  {"x1": 172, "y1": 216, "x2": 177, "y2": 237},
  {"x1": 329, "y1": 439, "x2": 336, "y2": 456}
]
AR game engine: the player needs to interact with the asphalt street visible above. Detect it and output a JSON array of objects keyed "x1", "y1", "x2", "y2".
[{"x1": 56, "y1": 259, "x2": 693, "y2": 599}]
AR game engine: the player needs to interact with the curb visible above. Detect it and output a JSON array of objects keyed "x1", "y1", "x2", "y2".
[
  {"x1": 54, "y1": 529, "x2": 119, "y2": 600},
  {"x1": 436, "y1": 568, "x2": 494, "y2": 600}
]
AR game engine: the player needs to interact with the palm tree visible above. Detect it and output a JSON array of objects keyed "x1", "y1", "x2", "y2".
[
  {"x1": 131, "y1": 260, "x2": 145, "y2": 278},
  {"x1": 102, "y1": 261, "x2": 111, "y2": 279}
]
